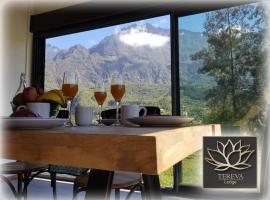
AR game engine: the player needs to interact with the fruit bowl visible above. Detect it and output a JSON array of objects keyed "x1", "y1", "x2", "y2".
[{"x1": 11, "y1": 88, "x2": 66, "y2": 118}]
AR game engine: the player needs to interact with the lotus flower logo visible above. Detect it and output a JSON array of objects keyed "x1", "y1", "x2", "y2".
[{"x1": 205, "y1": 139, "x2": 255, "y2": 171}]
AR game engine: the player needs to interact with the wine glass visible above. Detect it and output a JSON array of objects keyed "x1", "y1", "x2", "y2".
[
  {"x1": 94, "y1": 80, "x2": 107, "y2": 125},
  {"x1": 62, "y1": 71, "x2": 78, "y2": 126},
  {"x1": 111, "y1": 74, "x2": 125, "y2": 125}
]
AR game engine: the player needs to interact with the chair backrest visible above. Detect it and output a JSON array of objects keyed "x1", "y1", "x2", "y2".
[
  {"x1": 101, "y1": 106, "x2": 160, "y2": 119},
  {"x1": 48, "y1": 165, "x2": 88, "y2": 176}
]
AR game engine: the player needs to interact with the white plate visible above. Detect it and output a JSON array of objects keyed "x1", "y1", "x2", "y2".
[
  {"x1": 127, "y1": 116, "x2": 193, "y2": 127},
  {"x1": 2, "y1": 117, "x2": 67, "y2": 129}
]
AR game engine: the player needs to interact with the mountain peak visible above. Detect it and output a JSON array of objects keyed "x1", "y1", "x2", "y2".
[
  {"x1": 65, "y1": 44, "x2": 88, "y2": 56},
  {"x1": 52, "y1": 44, "x2": 89, "y2": 60},
  {"x1": 69, "y1": 44, "x2": 88, "y2": 51},
  {"x1": 46, "y1": 26, "x2": 209, "y2": 89},
  {"x1": 45, "y1": 43, "x2": 61, "y2": 60}
]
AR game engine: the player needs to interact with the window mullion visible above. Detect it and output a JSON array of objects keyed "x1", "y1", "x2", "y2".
[
  {"x1": 31, "y1": 34, "x2": 45, "y2": 87},
  {"x1": 170, "y1": 13, "x2": 180, "y2": 116},
  {"x1": 170, "y1": 12, "x2": 182, "y2": 193}
]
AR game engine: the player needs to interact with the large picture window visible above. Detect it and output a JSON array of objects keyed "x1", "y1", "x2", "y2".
[
  {"x1": 45, "y1": 15, "x2": 171, "y2": 114},
  {"x1": 179, "y1": 3, "x2": 266, "y2": 186}
]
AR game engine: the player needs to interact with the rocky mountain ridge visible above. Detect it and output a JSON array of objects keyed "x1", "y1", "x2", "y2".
[{"x1": 45, "y1": 23, "x2": 212, "y2": 90}]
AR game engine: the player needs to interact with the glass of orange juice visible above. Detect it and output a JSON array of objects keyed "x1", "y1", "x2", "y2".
[
  {"x1": 94, "y1": 80, "x2": 107, "y2": 125},
  {"x1": 62, "y1": 71, "x2": 78, "y2": 126},
  {"x1": 111, "y1": 74, "x2": 125, "y2": 125}
]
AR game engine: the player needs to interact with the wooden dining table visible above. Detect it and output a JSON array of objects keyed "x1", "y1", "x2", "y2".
[{"x1": 3, "y1": 124, "x2": 221, "y2": 199}]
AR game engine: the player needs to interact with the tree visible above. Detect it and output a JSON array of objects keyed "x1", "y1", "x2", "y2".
[{"x1": 191, "y1": 3, "x2": 266, "y2": 123}]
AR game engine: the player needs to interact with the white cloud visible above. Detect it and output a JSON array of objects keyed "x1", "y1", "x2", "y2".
[
  {"x1": 114, "y1": 25, "x2": 121, "y2": 34},
  {"x1": 119, "y1": 26, "x2": 169, "y2": 48},
  {"x1": 136, "y1": 20, "x2": 145, "y2": 26},
  {"x1": 160, "y1": 18, "x2": 168, "y2": 24},
  {"x1": 217, "y1": 25, "x2": 251, "y2": 36},
  {"x1": 153, "y1": 23, "x2": 159, "y2": 27},
  {"x1": 89, "y1": 40, "x2": 97, "y2": 46}
]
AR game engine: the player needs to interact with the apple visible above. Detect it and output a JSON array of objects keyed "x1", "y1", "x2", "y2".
[{"x1": 23, "y1": 87, "x2": 38, "y2": 102}]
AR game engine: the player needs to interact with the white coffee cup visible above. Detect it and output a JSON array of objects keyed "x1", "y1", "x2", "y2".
[
  {"x1": 121, "y1": 105, "x2": 147, "y2": 126},
  {"x1": 75, "y1": 106, "x2": 93, "y2": 126},
  {"x1": 26, "y1": 102, "x2": 50, "y2": 118}
]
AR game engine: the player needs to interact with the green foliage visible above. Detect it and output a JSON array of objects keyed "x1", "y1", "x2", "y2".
[
  {"x1": 190, "y1": 3, "x2": 266, "y2": 125},
  {"x1": 181, "y1": 85, "x2": 208, "y2": 100},
  {"x1": 159, "y1": 151, "x2": 202, "y2": 187},
  {"x1": 159, "y1": 168, "x2": 173, "y2": 187},
  {"x1": 71, "y1": 83, "x2": 172, "y2": 117}
]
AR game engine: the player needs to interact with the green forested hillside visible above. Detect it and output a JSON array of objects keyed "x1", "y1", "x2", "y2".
[{"x1": 45, "y1": 24, "x2": 211, "y2": 119}]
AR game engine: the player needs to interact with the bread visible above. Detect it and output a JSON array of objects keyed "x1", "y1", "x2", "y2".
[{"x1": 10, "y1": 108, "x2": 39, "y2": 117}]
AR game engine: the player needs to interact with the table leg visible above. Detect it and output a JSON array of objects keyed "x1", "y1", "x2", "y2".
[
  {"x1": 142, "y1": 174, "x2": 161, "y2": 200},
  {"x1": 17, "y1": 173, "x2": 23, "y2": 200},
  {"x1": 85, "y1": 169, "x2": 114, "y2": 200},
  {"x1": 173, "y1": 161, "x2": 182, "y2": 192},
  {"x1": 23, "y1": 172, "x2": 29, "y2": 199}
]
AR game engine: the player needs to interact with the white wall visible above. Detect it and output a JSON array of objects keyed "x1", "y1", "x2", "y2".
[{"x1": 1, "y1": 2, "x2": 32, "y2": 116}]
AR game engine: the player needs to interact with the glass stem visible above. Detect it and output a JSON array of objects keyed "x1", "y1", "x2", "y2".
[
  {"x1": 116, "y1": 101, "x2": 120, "y2": 124},
  {"x1": 98, "y1": 104, "x2": 102, "y2": 123},
  {"x1": 67, "y1": 100, "x2": 72, "y2": 124}
]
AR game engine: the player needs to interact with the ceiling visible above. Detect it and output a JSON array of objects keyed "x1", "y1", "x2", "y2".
[{"x1": 30, "y1": 0, "x2": 256, "y2": 15}]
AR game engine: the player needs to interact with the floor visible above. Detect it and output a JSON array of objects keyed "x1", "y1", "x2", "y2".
[{"x1": 0, "y1": 178, "x2": 189, "y2": 200}]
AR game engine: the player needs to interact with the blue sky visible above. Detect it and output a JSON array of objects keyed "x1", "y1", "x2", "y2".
[
  {"x1": 180, "y1": 13, "x2": 206, "y2": 32},
  {"x1": 47, "y1": 13, "x2": 206, "y2": 49}
]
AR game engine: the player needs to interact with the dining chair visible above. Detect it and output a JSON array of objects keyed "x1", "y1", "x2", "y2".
[
  {"x1": 0, "y1": 161, "x2": 48, "y2": 200},
  {"x1": 49, "y1": 165, "x2": 88, "y2": 200},
  {"x1": 72, "y1": 171, "x2": 144, "y2": 200}
]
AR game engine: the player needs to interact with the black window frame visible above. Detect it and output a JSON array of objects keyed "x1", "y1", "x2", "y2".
[{"x1": 30, "y1": 1, "x2": 260, "y2": 197}]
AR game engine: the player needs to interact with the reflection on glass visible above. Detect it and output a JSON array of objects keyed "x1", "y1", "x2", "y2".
[{"x1": 179, "y1": 3, "x2": 266, "y2": 186}]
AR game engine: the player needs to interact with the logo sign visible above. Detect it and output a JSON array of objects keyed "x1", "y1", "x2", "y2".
[{"x1": 203, "y1": 137, "x2": 257, "y2": 188}]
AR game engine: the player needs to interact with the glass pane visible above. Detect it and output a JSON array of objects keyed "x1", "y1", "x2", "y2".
[
  {"x1": 179, "y1": 3, "x2": 267, "y2": 186},
  {"x1": 45, "y1": 15, "x2": 172, "y2": 186},
  {"x1": 45, "y1": 15, "x2": 171, "y2": 113}
]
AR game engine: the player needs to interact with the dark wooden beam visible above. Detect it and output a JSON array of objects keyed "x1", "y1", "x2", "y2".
[
  {"x1": 31, "y1": 34, "x2": 45, "y2": 87},
  {"x1": 30, "y1": 1, "x2": 166, "y2": 36},
  {"x1": 30, "y1": 0, "x2": 256, "y2": 37}
]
